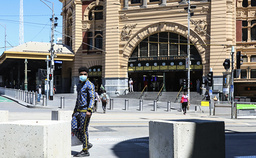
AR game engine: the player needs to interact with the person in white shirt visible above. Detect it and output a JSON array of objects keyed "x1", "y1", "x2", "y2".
[{"x1": 129, "y1": 78, "x2": 134, "y2": 92}]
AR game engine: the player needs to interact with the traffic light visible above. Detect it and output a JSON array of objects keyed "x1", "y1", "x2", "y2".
[
  {"x1": 223, "y1": 59, "x2": 230, "y2": 70},
  {"x1": 49, "y1": 74, "x2": 53, "y2": 80},
  {"x1": 183, "y1": 79, "x2": 187, "y2": 89},
  {"x1": 207, "y1": 72, "x2": 213, "y2": 87},
  {"x1": 236, "y1": 51, "x2": 243, "y2": 69}
]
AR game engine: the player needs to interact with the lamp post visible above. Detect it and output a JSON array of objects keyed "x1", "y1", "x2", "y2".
[
  {"x1": 0, "y1": 23, "x2": 7, "y2": 51},
  {"x1": 187, "y1": 0, "x2": 191, "y2": 105},
  {"x1": 184, "y1": 0, "x2": 196, "y2": 105},
  {"x1": 40, "y1": 0, "x2": 58, "y2": 100}
]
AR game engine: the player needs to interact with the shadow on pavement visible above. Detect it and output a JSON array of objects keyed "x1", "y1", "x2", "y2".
[
  {"x1": 111, "y1": 137, "x2": 149, "y2": 158},
  {"x1": 226, "y1": 132, "x2": 256, "y2": 158}
]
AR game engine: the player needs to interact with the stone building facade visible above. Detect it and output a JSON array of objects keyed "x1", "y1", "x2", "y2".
[{"x1": 59, "y1": 0, "x2": 251, "y2": 97}]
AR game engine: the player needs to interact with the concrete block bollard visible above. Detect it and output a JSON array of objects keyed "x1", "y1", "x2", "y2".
[
  {"x1": 149, "y1": 120, "x2": 225, "y2": 158},
  {"x1": 0, "y1": 111, "x2": 8, "y2": 122},
  {"x1": 52, "y1": 110, "x2": 73, "y2": 121},
  {"x1": 0, "y1": 120, "x2": 71, "y2": 158}
]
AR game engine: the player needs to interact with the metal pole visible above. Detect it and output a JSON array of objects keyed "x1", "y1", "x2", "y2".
[
  {"x1": 125, "y1": 99, "x2": 129, "y2": 110},
  {"x1": 231, "y1": 46, "x2": 235, "y2": 119},
  {"x1": 167, "y1": 101, "x2": 171, "y2": 112},
  {"x1": 187, "y1": 0, "x2": 191, "y2": 106},
  {"x1": 110, "y1": 98, "x2": 113, "y2": 110},
  {"x1": 32, "y1": 91, "x2": 36, "y2": 105},
  {"x1": 24, "y1": 59, "x2": 28, "y2": 91},
  {"x1": 40, "y1": 0, "x2": 55, "y2": 100},
  {"x1": 153, "y1": 100, "x2": 157, "y2": 111},
  {"x1": 139, "y1": 99, "x2": 143, "y2": 111},
  {"x1": 43, "y1": 95, "x2": 46, "y2": 106},
  {"x1": 60, "y1": 96, "x2": 65, "y2": 109},
  {"x1": 209, "y1": 68, "x2": 213, "y2": 116}
]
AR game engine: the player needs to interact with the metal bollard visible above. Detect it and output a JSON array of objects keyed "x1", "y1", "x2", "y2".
[
  {"x1": 32, "y1": 92, "x2": 36, "y2": 105},
  {"x1": 42, "y1": 95, "x2": 46, "y2": 106},
  {"x1": 124, "y1": 99, "x2": 129, "y2": 110},
  {"x1": 153, "y1": 100, "x2": 157, "y2": 111},
  {"x1": 110, "y1": 98, "x2": 113, "y2": 110},
  {"x1": 167, "y1": 101, "x2": 171, "y2": 112},
  {"x1": 59, "y1": 96, "x2": 65, "y2": 109},
  {"x1": 195, "y1": 105, "x2": 197, "y2": 111},
  {"x1": 139, "y1": 99, "x2": 143, "y2": 111}
]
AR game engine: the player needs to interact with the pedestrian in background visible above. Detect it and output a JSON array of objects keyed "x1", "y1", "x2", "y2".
[
  {"x1": 100, "y1": 90, "x2": 109, "y2": 113},
  {"x1": 37, "y1": 85, "x2": 42, "y2": 102},
  {"x1": 93, "y1": 91, "x2": 100, "y2": 112},
  {"x1": 129, "y1": 78, "x2": 134, "y2": 92},
  {"x1": 181, "y1": 92, "x2": 189, "y2": 115},
  {"x1": 71, "y1": 67, "x2": 95, "y2": 157}
]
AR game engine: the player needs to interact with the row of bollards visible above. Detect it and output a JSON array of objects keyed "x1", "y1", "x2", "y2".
[
  {"x1": 108, "y1": 99, "x2": 172, "y2": 112},
  {"x1": 16, "y1": 89, "x2": 37, "y2": 105}
]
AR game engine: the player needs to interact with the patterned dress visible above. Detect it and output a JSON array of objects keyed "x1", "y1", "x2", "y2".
[{"x1": 72, "y1": 79, "x2": 95, "y2": 151}]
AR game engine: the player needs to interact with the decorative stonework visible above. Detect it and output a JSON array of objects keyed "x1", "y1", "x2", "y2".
[
  {"x1": 120, "y1": 13, "x2": 129, "y2": 21},
  {"x1": 201, "y1": 6, "x2": 209, "y2": 14},
  {"x1": 121, "y1": 24, "x2": 137, "y2": 41},
  {"x1": 82, "y1": 21, "x2": 92, "y2": 30},
  {"x1": 122, "y1": 22, "x2": 207, "y2": 64},
  {"x1": 190, "y1": 19, "x2": 207, "y2": 36}
]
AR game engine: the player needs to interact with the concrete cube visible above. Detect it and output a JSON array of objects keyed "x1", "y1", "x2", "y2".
[
  {"x1": 52, "y1": 110, "x2": 73, "y2": 121},
  {"x1": 0, "y1": 120, "x2": 71, "y2": 158},
  {"x1": 149, "y1": 119, "x2": 225, "y2": 158},
  {"x1": 0, "y1": 110, "x2": 8, "y2": 122}
]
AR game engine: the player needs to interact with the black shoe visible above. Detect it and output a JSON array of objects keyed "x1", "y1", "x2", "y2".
[
  {"x1": 88, "y1": 143, "x2": 93, "y2": 149},
  {"x1": 74, "y1": 150, "x2": 90, "y2": 157}
]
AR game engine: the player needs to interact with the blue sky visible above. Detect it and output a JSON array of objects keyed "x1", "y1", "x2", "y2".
[{"x1": 0, "y1": 0, "x2": 63, "y2": 54}]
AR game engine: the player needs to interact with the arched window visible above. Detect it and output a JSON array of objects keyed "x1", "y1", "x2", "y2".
[
  {"x1": 251, "y1": 20, "x2": 256, "y2": 41},
  {"x1": 243, "y1": 0, "x2": 248, "y2": 7},
  {"x1": 66, "y1": 12, "x2": 72, "y2": 47},
  {"x1": 95, "y1": 35, "x2": 103, "y2": 49},
  {"x1": 130, "y1": 32, "x2": 201, "y2": 60},
  {"x1": 89, "y1": 6, "x2": 103, "y2": 20}
]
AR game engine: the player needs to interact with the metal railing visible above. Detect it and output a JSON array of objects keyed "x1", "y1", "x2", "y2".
[
  {"x1": 155, "y1": 84, "x2": 164, "y2": 101},
  {"x1": 139, "y1": 85, "x2": 147, "y2": 99},
  {"x1": 174, "y1": 86, "x2": 183, "y2": 103}
]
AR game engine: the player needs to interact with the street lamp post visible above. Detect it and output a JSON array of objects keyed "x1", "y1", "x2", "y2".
[
  {"x1": 40, "y1": 0, "x2": 58, "y2": 100},
  {"x1": 187, "y1": 0, "x2": 191, "y2": 105}
]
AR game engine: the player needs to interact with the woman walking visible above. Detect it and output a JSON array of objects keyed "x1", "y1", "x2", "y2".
[{"x1": 181, "y1": 92, "x2": 189, "y2": 115}]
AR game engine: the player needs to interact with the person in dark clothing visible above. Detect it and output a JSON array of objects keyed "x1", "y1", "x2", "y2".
[{"x1": 71, "y1": 67, "x2": 95, "y2": 157}]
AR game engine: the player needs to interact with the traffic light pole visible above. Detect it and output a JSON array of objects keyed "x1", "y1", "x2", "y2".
[
  {"x1": 187, "y1": 0, "x2": 191, "y2": 106},
  {"x1": 231, "y1": 46, "x2": 235, "y2": 119}
]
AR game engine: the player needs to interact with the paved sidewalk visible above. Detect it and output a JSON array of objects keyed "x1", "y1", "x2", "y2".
[{"x1": 1, "y1": 93, "x2": 256, "y2": 158}]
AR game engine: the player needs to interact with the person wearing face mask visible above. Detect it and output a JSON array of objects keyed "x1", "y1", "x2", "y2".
[{"x1": 72, "y1": 67, "x2": 95, "y2": 157}]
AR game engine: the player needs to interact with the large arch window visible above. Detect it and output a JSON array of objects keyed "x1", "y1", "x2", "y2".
[
  {"x1": 130, "y1": 32, "x2": 200, "y2": 60},
  {"x1": 89, "y1": 6, "x2": 103, "y2": 20}
]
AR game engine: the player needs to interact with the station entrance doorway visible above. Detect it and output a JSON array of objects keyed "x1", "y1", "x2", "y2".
[{"x1": 129, "y1": 70, "x2": 202, "y2": 92}]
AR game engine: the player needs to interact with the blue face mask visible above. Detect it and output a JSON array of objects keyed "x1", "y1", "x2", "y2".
[{"x1": 79, "y1": 75, "x2": 87, "y2": 82}]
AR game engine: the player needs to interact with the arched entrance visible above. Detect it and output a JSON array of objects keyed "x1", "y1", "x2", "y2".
[{"x1": 128, "y1": 32, "x2": 203, "y2": 92}]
